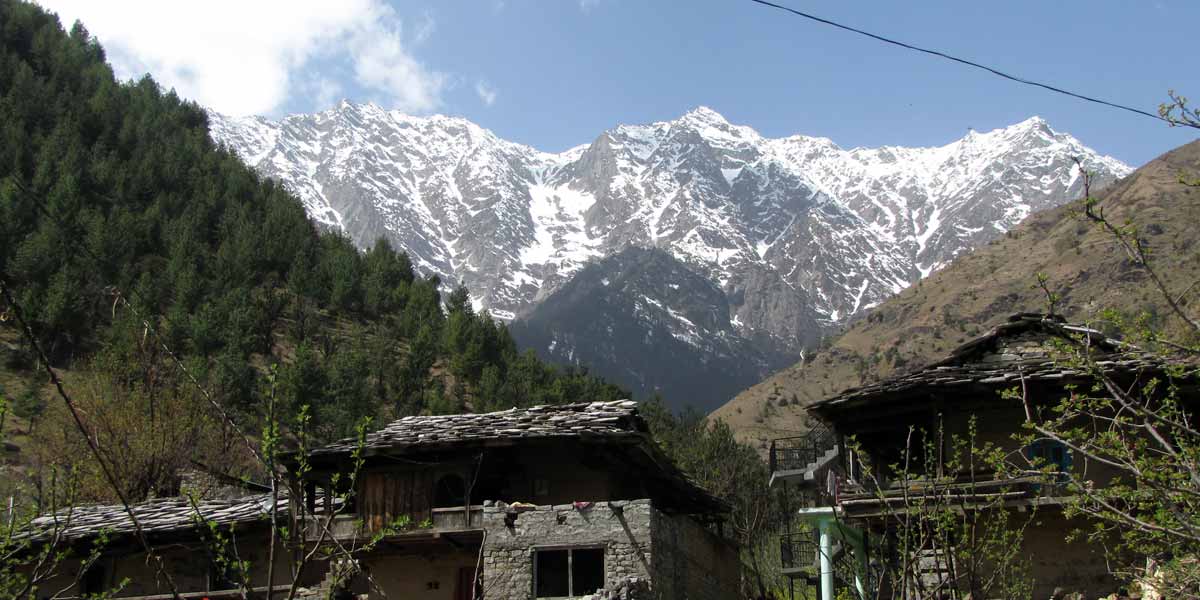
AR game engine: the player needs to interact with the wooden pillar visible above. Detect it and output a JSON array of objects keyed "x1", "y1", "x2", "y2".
[{"x1": 305, "y1": 481, "x2": 316, "y2": 515}]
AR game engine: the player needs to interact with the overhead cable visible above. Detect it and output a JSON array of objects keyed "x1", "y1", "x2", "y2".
[{"x1": 746, "y1": 0, "x2": 1197, "y2": 130}]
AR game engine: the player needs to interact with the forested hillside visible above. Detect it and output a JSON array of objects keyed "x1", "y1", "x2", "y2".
[{"x1": 0, "y1": 0, "x2": 622, "y2": 502}]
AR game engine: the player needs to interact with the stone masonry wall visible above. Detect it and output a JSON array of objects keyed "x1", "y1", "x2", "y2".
[
  {"x1": 481, "y1": 499, "x2": 653, "y2": 599},
  {"x1": 480, "y1": 499, "x2": 738, "y2": 600}
]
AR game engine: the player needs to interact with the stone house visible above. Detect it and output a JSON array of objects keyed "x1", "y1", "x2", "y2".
[
  {"x1": 290, "y1": 399, "x2": 739, "y2": 600},
  {"x1": 18, "y1": 400, "x2": 736, "y2": 599},
  {"x1": 769, "y1": 313, "x2": 1197, "y2": 599}
]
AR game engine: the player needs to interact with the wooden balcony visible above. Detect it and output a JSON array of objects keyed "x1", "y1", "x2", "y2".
[
  {"x1": 835, "y1": 474, "x2": 1059, "y2": 518},
  {"x1": 303, "y1": 505, "x2": 484, "y2": 543}
]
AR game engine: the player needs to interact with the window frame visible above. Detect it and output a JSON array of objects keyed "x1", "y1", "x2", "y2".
[
  {"x1": 1025, "y1": 438, "x2": 1073, "y2": 481},
  {"x1": 532, "y1": 545, "x2": 606, "y2": 599}
]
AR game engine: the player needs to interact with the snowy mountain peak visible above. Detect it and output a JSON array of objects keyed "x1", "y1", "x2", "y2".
[
  {"x1": 684, "y1": 105, "x2": 725, "y2": 119},
  {"x1": 995, "y1": 116, "x2": 1056, "y2": 141},
  {"x1": 208, "y1": 105, "x2": 1132, "y2": 354},
  {"x1": 670, "y1": 106, "x2": 760, "y2": 148},
  {"x1": 1015, "y1": 114, "x2": 1050, "y2": 130},
  {"x1": 678, "y1": 105, "x2": 735, "y2": 128}
]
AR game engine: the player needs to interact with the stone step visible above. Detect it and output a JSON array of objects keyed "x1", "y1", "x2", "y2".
[{"x1": 802, "y1": 446, "x2": 840, "y2": 481}]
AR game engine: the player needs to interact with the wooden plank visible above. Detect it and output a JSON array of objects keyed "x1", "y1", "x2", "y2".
[
  {"x1": 362, "y1": 474, "x2": 371, "y2": 532},
  {"x1": 413, "y1": 470, "x2": 432, "y2": 523},
  {"x1": 377, "y1": 474, "x2": 388, "y2": 531},
  {"x1": 353, "y1": 469, "x2": 447, "y2": 532},
  {"x1": 398, "y1": 470, "x2": 413, "y2": 524},
  {"x1": 370, "y1": 473, "x2": 385, "y2": 532},
  {"x1": 357, "y1": 476, "x2": 368, "y2": 530},
  {"x1": 379, "y1": 475, "x2": 390, "y2": 529},
  {"x1": 401, "y1": 471, "x2": 413, "y2": 523}
]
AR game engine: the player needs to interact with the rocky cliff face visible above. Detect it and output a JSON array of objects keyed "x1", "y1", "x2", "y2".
[
  {"x1": 209, "y1": 103, "x2": 1130, "y2": 409},
  {"x1": 507, "y1": 247, "x2": 794, "y2": 411}
]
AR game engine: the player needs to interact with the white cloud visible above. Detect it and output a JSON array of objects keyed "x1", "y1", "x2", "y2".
[
  {"x1": 474, "y1": 80, "x2": 498, "y2": 107},
  {"x1": 412, "y1": 11, "x2": 436, "y2": 45},
  {"x1": 307, "y1": 77, "x2": 344, "y2": 112},
  {"x1": 345, "y1": 8, "x2": 446, "y2": 114},
  {"x1": 40, "y1": 0, "x2": 447, "y2": 116},
  {"x1": 579, "y1": 0, "x2": 603, "y2": 12}
]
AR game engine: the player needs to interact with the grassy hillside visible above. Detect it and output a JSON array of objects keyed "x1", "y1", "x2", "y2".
[{"x1": 713, "y1": 140, "x2": 1200, "y2": 451}]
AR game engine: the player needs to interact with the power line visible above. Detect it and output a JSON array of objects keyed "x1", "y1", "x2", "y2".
[{"x1": 745, "y1": 0, "x2": 1198, "y2": 130}]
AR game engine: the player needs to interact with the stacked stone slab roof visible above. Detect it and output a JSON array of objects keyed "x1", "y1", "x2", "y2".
[
  {"x1": 24, "y1": 493, "x2": 283, "y2": 543},
  {"x1": 309, "y1": 400, "x2": 644, "y2": 458},
  {"x1": 812, "y1": 313, "x2": 1171, "y2": 414},
  {"x1": 21, "y1": 403, "x2": 730, "y2": 547},
  {"x1": 305, "y1": 400, "x2": 730, "y2": 515}
]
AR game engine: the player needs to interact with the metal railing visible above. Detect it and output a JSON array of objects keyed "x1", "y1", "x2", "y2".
[
  {"x1": 780, "y1": 526, "x2": 861, "y2": 598},
  {"x1": 769, "y1": 424, "x2": 837, "y2": 474},
  {"x1": 780, "y1": 529, "x2": 818, "y2": 572}
]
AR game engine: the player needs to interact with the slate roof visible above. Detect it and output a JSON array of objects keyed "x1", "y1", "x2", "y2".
[
  {"x1": 302, "y1": 400, "x2": 731, "y2": 515},
  {"x1": 24, "y1": 493, "x2": 284, "y2": 543},
  {"x1": 308, "y1": 400, "x2": 644, "y2": 458},
  {"x1": 811, "y1": 313, "x2": 1171, "y2": 416}
]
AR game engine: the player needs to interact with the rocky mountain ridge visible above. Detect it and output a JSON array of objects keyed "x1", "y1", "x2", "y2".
[
  {"x1": 209, "y1": 104, "x2": 1128, "y2": 344},
  {"x1": 209, "y1": 104, "x2": 1131, "y2": 408},
  {"x1": 507, "y1": 246, "x2": 797, "y2": 411}
]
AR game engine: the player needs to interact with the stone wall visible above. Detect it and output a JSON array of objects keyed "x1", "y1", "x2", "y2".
[
  {"x1": 650, "y1": 510, "x2": 740, "y2": 600},
  {"x1": 479, "y1": 499, "x2": 737, "y2": 600},
  {"x1": 481, "y1": 499, "x2": 654, "y2": 599},
  {"x1": 1023, "y1": 513, "x2": 1118, "y2": 598}
]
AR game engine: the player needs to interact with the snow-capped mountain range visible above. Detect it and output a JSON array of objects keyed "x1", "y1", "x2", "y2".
[{"x1": 208, "y1": 102, "x2": 1130, "y2": 358}]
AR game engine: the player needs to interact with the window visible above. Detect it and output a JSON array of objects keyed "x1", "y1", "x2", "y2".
[
  {"x1": 80, "y1": 562, "x2": 107, "y2": 595},
  {"x1": 434, "y1": 473, "x2": 466, "y2": 507},
  {"x1": 1027, "y1": 439, "x2": 1072, "y2": 480},
  {"x1": 534, "y1": 547, "x2": 604, "y2": 598}
]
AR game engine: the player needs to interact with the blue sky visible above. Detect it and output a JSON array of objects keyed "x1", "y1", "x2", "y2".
[{"x1": 45, "y1": 0, "x2": 1200, "y2": 166}]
